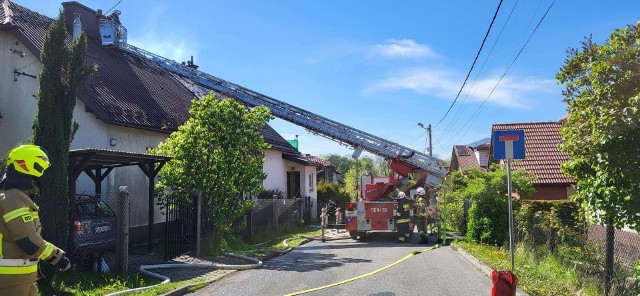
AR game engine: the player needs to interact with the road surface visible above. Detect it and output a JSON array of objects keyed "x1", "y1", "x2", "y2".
[{"x1": 190, "y1": 232, "x2": 493, "y2": 296}]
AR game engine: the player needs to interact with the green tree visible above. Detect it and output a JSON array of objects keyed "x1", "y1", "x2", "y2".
[
  {"x1": 32, "y1": 13, "x2": 92, "y2": 250},
  {"x1": 323, "y1": 154, "x2": 353, "y2": 182},
  {"x1": 153, "y1": 94, "x2": 270, "y2": 253},
  {"x1": 440, "y1": 165, "x2": 534, "y2": 245},
  {"x1": 556, "y1": 22, "x2": 640, "y2": 294}
]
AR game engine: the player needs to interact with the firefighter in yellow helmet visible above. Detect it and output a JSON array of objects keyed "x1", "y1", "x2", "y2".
[{"x1": 0, "y1": 145, "x2": 71, "y2": 295}]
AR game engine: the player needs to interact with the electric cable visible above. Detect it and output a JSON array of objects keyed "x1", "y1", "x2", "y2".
[
  {"x1": 105, "y1": 0, "x2": 125, "y2": 15},
  {"x1": 437, "y1": 0, "x2": 556, "y2": 151},
  {"x1": 433, "y1": 0, "x2": 505, "y2": 128},
  {"x1": 435, "y1": 0, "x2": 522, "y2": 143}
]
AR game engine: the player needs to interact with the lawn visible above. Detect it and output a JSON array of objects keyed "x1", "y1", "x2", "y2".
[{"x1": 454, "y1": 241, "x2": 601, "y2": 296}]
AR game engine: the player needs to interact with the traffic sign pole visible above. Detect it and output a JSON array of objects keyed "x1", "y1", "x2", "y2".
[{"x1": 507, "y1": 159, "x2": 515, "y2": 271}]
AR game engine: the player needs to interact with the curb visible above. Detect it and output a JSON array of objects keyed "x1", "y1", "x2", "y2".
[
  {"x1": 160, "y1": 237, "x2": 315, "y2": 296},
  {"x1": 452, "y1": 243, "x2": 530, "y2": 296}
]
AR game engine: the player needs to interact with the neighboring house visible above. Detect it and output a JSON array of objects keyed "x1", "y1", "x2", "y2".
[
  {"x1": 450, "y1": 138, "x2": 490, "y2": 171},
  {"x1": 0, "y1": 1, "x2": 315, "y2": 241},
  {"x1": 490, "y1": 121, "x2": 575, "y2": 200}
]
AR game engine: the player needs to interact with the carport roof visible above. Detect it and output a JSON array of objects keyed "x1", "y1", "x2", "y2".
[{"x1": 69, "y1": 148, "x2": 172, "y2": 171}]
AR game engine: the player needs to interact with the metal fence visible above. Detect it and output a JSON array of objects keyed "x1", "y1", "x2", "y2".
[{"x1": 244, "y1": 198, "x2": 305, "y2": 241}]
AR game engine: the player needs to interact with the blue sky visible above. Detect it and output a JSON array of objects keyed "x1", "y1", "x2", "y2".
[{"x1": 18, "y1": 0, "x2": 640, "y2": 160}]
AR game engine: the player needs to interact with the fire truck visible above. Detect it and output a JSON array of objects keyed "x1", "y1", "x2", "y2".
[{"x1": 102, "y1": 19, "x2": 447, "y2": 239}]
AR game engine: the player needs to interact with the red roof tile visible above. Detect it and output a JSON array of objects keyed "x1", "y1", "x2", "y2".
[
  {"x1": 451, "y1": 145, "x2": 479, "y2": 170},
  {"x1": 491, "y1": 122, "x2": 574, "y2": 185},
  {"x1": 302, "y1": 154, "x2": 332, "y2": 167}
]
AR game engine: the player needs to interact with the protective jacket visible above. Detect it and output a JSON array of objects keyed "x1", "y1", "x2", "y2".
[{"x1": 0, "y1": 188, "x2": 67, "y2": 289}]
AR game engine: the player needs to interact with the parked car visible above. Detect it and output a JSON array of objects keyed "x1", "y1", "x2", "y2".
[{"x1": 71, "y1": 194, "x2": 117, "y2": 270}]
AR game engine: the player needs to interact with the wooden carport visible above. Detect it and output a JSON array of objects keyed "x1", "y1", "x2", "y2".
[{"x1": 68, "y1": 148, "x2": 172, "y2": 253}]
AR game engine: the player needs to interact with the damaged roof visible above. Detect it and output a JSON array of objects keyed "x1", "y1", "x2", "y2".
[{"x1": 1, "y1": 0, "x2": 297, "y2": 153}]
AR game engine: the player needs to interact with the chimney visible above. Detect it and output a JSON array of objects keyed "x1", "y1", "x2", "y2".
[
  {"x1": 72, "y1": 13, "x2": 82, "y2": 40},
  {"x1": 186, "y1": 56, "x2": 199, "y2": 69}
]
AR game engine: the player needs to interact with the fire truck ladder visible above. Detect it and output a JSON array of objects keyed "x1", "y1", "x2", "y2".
[{"x1": 119, "y1": 43, "x2": 446, "y2": 181}]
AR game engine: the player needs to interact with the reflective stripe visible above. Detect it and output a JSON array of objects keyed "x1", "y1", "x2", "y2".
[
  {"x1": 0, "y1": 264, "x2": 38, "y2": 274},
  {"x1": 397, "y1": 218, "x2": 411, "y2": 223},
  {"x1": 0, "y1": 259, "x2": 38, "y2": 267},
  {"x1": 39, "y1": 243, "x2": 54, "y2": 260},
  {"x1": 3, "y1": 207, "x2": 30, "y2": 222}
]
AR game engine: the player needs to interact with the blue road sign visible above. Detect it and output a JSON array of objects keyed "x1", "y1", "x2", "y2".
[{"x1": 492, "y1": 130, "x2": 525, "y2": 160}]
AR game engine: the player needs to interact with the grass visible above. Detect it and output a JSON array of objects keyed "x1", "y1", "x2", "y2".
[
  {"x1": 49, "y1": 270, "x2": 161, "y2": 296},
  {"x1": 50, "y1": 226, "x2": 321, "y2": 295},
  {"x1": 455, "y1": 240, "x2": 601, "y2": 296}
]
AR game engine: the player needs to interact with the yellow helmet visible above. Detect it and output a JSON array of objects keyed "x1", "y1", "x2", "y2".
[{"x1": 6, "y1": 145, "x2": 51, "y2": 177}]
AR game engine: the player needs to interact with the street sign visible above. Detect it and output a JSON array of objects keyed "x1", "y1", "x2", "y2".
[
  {"x1": 491, "y1": 129, "x2": 526, "y2": 272},
  {"x1": 492, "y1": 130, "x2": 525, "y2": 160}
]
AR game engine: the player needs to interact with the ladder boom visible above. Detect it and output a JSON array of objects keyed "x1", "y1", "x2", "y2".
[{"x1": 119, "y1": 43, "x2": 446, "y2": 180}]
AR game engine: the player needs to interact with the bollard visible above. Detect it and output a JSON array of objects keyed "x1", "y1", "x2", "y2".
[{"x1": 321, "y1": 206, "x2": 327, "y2": 242}]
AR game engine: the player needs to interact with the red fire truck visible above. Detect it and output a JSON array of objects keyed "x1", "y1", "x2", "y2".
[{"x1": 344, "y1": 159, "x2": 442, "y2": 239}]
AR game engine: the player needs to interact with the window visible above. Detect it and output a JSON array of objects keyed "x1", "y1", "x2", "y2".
[{"x1": 308, "y1": 173, "x2": 314, "y2": 190}]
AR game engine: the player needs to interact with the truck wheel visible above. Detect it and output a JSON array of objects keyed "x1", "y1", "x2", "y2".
[{"x1": 349, "y1": 231, "x2": 364, "y2": 240}]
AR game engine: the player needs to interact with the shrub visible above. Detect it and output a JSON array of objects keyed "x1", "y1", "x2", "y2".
[
  {"x1": 517, "y1": 200, "x2": 586, "y2": 251},
  {"x1": 257, "y1": 188, "x2": 286, "y2": 199},
  {"x1": 317, "y1": 180, "x2": 350, "y2": 207}
]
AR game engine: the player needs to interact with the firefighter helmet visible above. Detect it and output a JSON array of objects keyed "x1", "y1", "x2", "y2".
[
  {"x1": 416, "y1": 187, "x2": 426, "y2": 196},
  {"x1": 6, "y1": 145, "x2": 51, "y2": 177},
  {"x1": 397, "y1": 192, "x2": 406, "y2": 199}
]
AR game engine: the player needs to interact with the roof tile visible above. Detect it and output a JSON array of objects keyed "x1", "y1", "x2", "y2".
[{"x1": 491, "y1": 122, "x2": 574, "y2": 185}]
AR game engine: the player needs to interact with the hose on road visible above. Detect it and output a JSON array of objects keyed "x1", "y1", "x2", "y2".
[
  {"x1": 284, "y1": 244, "x2": 441, "y2": 296},
  {"x1": 105, "y1": 227, "x2": 347, "y2": 296}
]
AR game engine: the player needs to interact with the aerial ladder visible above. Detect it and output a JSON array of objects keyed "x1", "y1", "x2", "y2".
[
  {"x1": 99, "y1": 16, "x2": 448, "y2": 240},
  {"x1": 117, "y1": 42, "x2": 446, "y2": 184}
]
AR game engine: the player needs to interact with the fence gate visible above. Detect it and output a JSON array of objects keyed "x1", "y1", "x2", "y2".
[{"x1": 164, "y1": 194, "x2": 198, "y2": 261}]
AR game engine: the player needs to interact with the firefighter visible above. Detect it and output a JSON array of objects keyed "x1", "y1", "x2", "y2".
[
  {"x1": 395, "y1": 192, "x2": 412, "y2": 242},
  {"x1": 0, "y1": 145, "x2": 71, "y2": 295},
  {"x1": 414, "y1": 187, "x2": 429, "y2": 244}
]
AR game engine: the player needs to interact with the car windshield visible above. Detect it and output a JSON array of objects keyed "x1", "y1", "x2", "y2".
[{"x1": 76, "y1": 201, "x2": 115, "y2": 218}]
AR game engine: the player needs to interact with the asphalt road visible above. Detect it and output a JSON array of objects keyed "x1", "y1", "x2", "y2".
[{"x1": 190, "y1": 232, "x2": 493, "y2": 296}]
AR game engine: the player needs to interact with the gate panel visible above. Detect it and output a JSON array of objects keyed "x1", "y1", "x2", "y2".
[{"x1": 164, "y1": 194, "x2": 198, "y2": 260}]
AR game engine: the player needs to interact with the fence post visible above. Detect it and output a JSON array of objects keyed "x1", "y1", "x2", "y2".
[
  {"x1": 116, "y1": 186, "x2": 130, "y2": 273},
  {"x1": 195, "y1": 191, "x2": 202, "y2": 258},
  {"x1": 605, "y1": 221, "x2": 615, "y2": 296}
]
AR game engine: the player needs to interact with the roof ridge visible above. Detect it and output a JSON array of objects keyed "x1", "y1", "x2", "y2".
[{"x1": 493, "y1": 120, "x2": 561, "y2": 126}]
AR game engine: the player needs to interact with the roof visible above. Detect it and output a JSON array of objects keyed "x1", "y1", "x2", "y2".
[
  {"x1": 450, "y1": 145, "x2": 479, "y2": 170},
  {"x1": 491, "y1": 121, "x2": 574, "y2": 185},
  {"x1": 1, "y1": 1, "x2": 297, "y2": 154},
  {"x1": 468, "y1": 138, "x2": 490, "y2": 149},
  {"x1": 282, "y1": 154, "x2": 331, "y2": 167},
  {"x1": 69, "y1": 148, "x2": 172, "y2": 171}
]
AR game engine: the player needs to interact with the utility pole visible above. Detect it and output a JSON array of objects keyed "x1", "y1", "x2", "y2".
[
  {"x1": 417, "y1": 122, "x2": 433, "y2": 157},
  {"x1": 428, "y1": 124, "x2": 432, "y2": 157}
]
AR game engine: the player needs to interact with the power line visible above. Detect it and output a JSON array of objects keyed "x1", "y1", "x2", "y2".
[
  {"x1": 435, "y1": 0, "x2": 522, "y2": 142},
  {"x1": 433, "y1": 0, "x2": 505, "y2": 128},
  {"x1": 437, "y1": 0, "x2": 557, "y2": 151},
  {"x1": 105, "y1": 0, "x2": 125, "y2": 15}
]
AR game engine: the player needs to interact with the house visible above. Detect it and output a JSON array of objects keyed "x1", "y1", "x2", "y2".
[
  {"x1": 450, "y1": 138, "x2": 490, "y2": 171},
  {"x1": 489, "y1": 121, "x2": 575, "y2": 200},
  {"x1": 0, "y1": 1, "x2": 318, "y2": 241}
]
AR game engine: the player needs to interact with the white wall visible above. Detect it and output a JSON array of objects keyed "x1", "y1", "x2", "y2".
[
  {"x1": 262, "y1": 150, "x2": 287, "y2": 194},
  {"x1": 0, "y1": 32, "x2": 41, "y2": 156}
]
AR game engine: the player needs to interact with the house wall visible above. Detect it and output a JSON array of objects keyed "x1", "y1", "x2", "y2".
[
  {"x1": 284, "y1": 161, "x2": 318, "y2": 222},
  {"x1": 0, "y1": 31, "x2": 42, "y2": 155},
  {"x1": 262, "y1": 150, "x2": 287, "y2": 194},
  {"x1": 532, "y1": 184, "x2": 571, "y2": 200}
]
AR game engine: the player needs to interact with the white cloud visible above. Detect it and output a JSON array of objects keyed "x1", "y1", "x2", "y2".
[
  {"x1": 366, "y1": 68, "x2": 556, "y2": 109},
  {"x1": 128, "y1": 33, "x2": 196, "y2": 63},
  {"x1": 373, "y1": 39, "x2": 437, "y2": 58}
]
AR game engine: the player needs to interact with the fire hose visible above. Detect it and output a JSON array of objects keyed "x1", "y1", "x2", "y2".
[{"x1": 104, "y1": 228, "x2": 350, "y2": 296}]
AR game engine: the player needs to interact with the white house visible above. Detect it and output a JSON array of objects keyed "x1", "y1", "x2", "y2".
[{"x1": 0, "y1": 0, "x2": 317, "y2": 242}]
